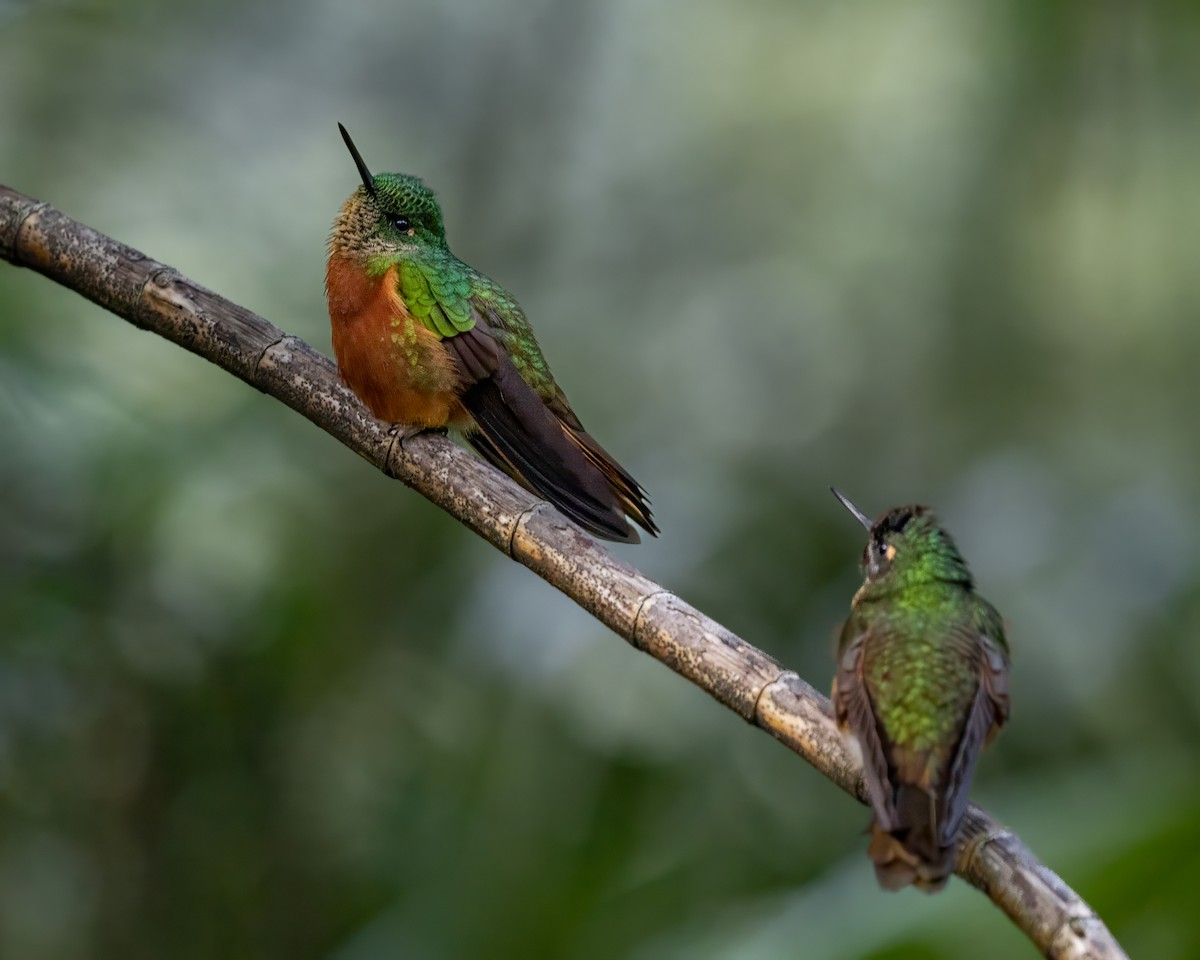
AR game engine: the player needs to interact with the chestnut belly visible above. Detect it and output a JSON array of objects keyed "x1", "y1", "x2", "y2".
[{"x1": 326, "y1": 257, "x2": 465, "y2": 428}]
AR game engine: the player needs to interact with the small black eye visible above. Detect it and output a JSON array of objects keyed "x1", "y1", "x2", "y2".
[
  {"x1": 390, "y1": 215, "x2": 411, "y2": 231},
  {"x1": 876, "y1": 540, "x2": 889, "y2": 557}
]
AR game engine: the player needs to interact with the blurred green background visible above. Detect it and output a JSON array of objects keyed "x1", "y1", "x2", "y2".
[{"x1": 2, "y1": 0, "x2": 1198, "y2": 957}]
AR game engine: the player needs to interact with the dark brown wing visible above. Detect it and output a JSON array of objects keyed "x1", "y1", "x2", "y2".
[
  {"x1": 444, "y1": 323, "x2": 641, "y2": 542},
  {"x1": 833, "y1": 617, "x2": 898, "y2": 831},
  {"x1": 938, "y1": 632, "x2": 1010, "y2": 846}
]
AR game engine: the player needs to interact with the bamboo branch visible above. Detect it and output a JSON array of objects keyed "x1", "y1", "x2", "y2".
[{"x1": 0, "y1": 185, "x2": 1126, "y2": 960}]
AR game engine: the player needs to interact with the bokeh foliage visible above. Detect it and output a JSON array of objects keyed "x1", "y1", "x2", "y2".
[{"x1": 2, "y1": 1, "x2": 1199, "y2": 957}]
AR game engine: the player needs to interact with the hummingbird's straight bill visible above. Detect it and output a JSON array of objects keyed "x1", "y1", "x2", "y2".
[
  {"x1": 326, "y1": 125, "x2": 656, "y2": 542},
  {"x1": 830, "y1": 491, "x2": 1010, "y2": 892}
]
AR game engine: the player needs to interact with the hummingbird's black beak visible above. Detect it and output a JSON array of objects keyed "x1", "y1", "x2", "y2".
[
  {"x1": 338, "y1": 123, "x2": 376, "y2": 198},
  {"x1": 830, "y1": 487, "x2": 873, "y2": 532}
]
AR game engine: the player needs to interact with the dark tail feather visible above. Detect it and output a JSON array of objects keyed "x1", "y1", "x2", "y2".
[
  {"x1": 460, "y1": 372, "x2": 642, "y2": 543},
  {"x1": 868, "y1": 786, "x2": 955, "y2": 894},
  {"x1": 565, "y1": 428, "x2": 658, "y2": 537}
]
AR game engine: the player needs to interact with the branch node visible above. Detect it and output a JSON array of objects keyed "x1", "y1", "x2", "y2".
[
  {"x1": 253, "y1": 333, "x2": 300, "y2": 380},
  {"x1": 1049, "y1": 913, "x2": 1108, "y2": 957},
  {"x1": 137, "y1": 266, "x2": 202, "y2": 331},
  {"x1": 147, "y1": 266, "x2": 181, "y2": 289},
  {"x1": 752, "y1": 670, "x2": 798, "y2": 723},
  {"x1": 8, "y1": 200, "x2": 49, "y2": 262},
  {"x1": 631, "y1": 589, "x2": 673, "y2": 650},
  {"x1": 959, "y1": 823, "x2": 1016, "y2": 877},
  {"x1": 508, "y1": 502, "x2": 548, "y2": 558}
]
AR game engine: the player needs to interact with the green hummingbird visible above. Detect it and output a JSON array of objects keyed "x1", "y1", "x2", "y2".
[
  {"x1": 326, "y1": 124, "x2": 656, "y2": 542},
  {"x1": 830, "y1": 489, "x2": 1010, "y2": 892}
]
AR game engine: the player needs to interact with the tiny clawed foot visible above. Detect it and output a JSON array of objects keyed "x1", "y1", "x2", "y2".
[
  {"x1": 387, "y1": 423, "x2": 448, "y2": 448},
  {"x1": 384, "y1": 424, "x2": 438, "y2": 478}
]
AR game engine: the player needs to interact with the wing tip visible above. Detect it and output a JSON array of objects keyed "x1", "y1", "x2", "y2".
[
  {"x1": 554, "y1": 499, "x2": 645, "y2": 544},
  {"x1": 593, "y1": 518, "x2": 642, "y2": 544}
]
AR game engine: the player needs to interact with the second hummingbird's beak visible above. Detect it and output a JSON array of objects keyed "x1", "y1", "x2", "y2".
[
  {"x1": 338, "y1": 123, "x2": 376, "y2": 198},
  {"x1": 830, "y1": 487, "x2": 873, "y2": 532}
]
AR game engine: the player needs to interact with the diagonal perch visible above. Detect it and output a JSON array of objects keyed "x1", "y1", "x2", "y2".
[{"x1": 0, "y1": 184, "x2": 1127, "y2": 960}]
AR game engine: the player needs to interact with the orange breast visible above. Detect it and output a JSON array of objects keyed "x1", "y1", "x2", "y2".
[{"x1": 325, "y1": 256, "x2": 464, "y2": 428}]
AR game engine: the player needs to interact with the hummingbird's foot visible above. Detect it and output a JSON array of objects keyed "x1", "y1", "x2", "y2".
[
  {"x1": 387, "y1": 422, "x2": 447, "y2": 447},
  {"x1": 386, "y1": 422, "x2": 448, "y2": 463},
  {"x1": 384, "y1": 423, "x2": 449, "y2": 478}
]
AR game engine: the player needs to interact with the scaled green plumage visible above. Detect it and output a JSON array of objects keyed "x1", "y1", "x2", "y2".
[
  {"x1": 831, "y1": 493, "x2": 1010, "y2": 893},
  {"x1": 847, "y1": 586, "x2": 1002, "y2": 764}
]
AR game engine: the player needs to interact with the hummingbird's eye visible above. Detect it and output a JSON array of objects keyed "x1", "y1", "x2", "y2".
[{"x1": 389, "y1": 215, "x2": 411, "y2": 231}]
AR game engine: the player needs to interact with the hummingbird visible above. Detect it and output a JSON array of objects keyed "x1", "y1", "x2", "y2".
[
  {"x1": 830, "y1": 489, "x2": 1010, "y2": 893},
  {"x1": 325, "y1": 124, "x2": 657, "y2": 542}
]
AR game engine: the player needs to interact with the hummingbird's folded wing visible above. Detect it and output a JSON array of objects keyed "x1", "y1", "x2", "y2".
[
  {"x1": 833, "y1": 622, "x2": 900, "y2": 831},
  {"x1": 443, "y1": 321, "x2": 639, "y2": 542},
  {"x1": 938, "y1": 630, "x2": 1010, "y2": 846}
]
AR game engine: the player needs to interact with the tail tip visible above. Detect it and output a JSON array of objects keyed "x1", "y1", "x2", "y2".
[
  {"x1": 868, "y1": 823, "x2": 953, "y2": 894},
  {"x1": 610, "y1": 521, "x2": 641, "y2": 545}
]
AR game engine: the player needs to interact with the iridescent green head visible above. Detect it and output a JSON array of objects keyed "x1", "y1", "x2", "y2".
[
  {"x1": 831, "y1": 489, "x2": 973, "y2": 595},
  {"x1": 330, "y1": 123, "x2": 447, "y2": 260}
]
